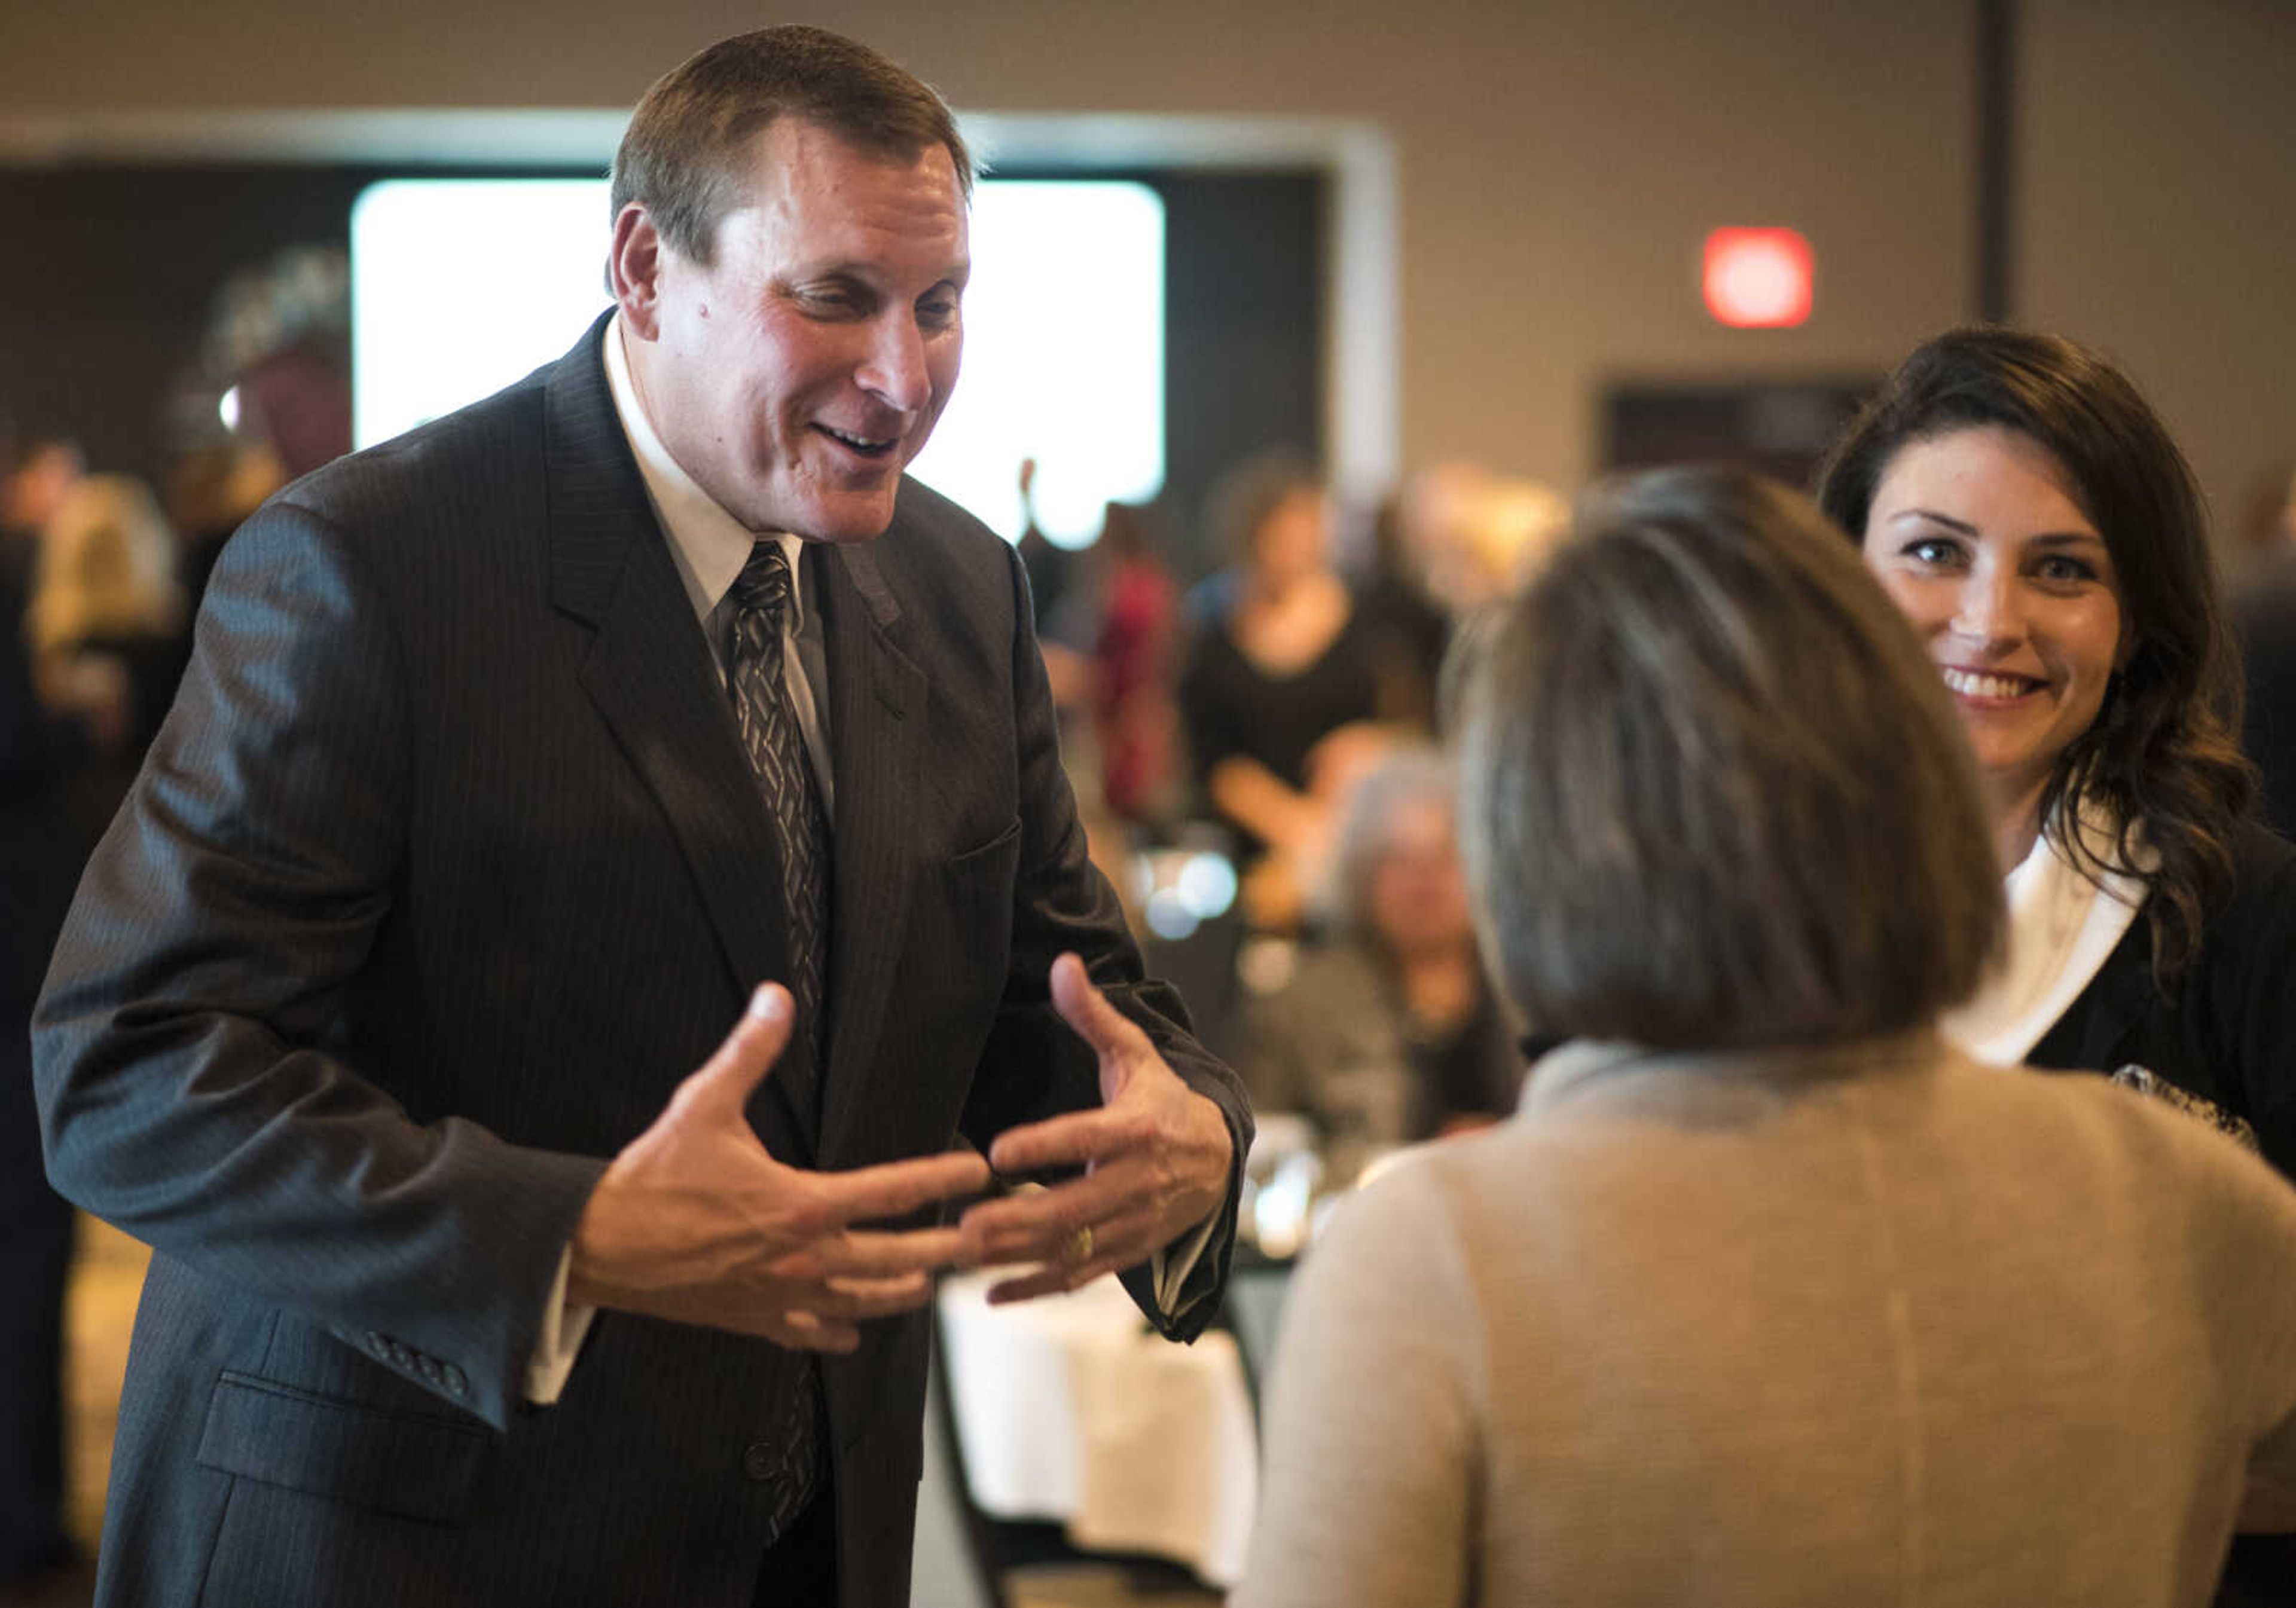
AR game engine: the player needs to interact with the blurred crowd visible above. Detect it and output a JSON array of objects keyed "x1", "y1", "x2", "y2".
[{"x1": 1021, "y1": 450, "x2": 1582, "y2": 1176}]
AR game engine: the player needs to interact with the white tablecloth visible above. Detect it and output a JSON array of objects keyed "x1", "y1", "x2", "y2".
[{"x1": 936, "y1": 1269, "x2": 1259, "y2": 1587}]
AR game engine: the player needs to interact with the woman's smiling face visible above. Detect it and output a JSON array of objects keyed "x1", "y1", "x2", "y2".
[{"x1": 1860, "y1": 424, "x2": 2129, "y2": 827}]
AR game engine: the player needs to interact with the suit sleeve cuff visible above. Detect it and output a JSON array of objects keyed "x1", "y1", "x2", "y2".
[
  {"x1": 523, "y1": 1246, "x2": 598, "y2": 1405},
  {"x1": 1147, "y1": 1205, "x2": 1222, "y2": 1320}
]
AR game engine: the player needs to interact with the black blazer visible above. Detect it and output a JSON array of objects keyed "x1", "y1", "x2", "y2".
[
  {"x1": 2027, "y1": 819, "x2": 2296, "y2": 1179},
  {"x1": 2025, "y1": 820, "x2": 2296, "y2": 1607},
  {"x1": 32, "y1": 316, "x2": 1250, "y2": 1608}
]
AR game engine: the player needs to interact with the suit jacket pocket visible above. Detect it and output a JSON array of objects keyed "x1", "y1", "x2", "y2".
[
  {"x1": 945, "y1": 819, "x2": 1021, "y2": 960},
  {"x1": 949, "y1": 817, "x2": 1021, "y2": 871},
  {"x1": 196, "y1": 1370, "x2": 489, "y2": 1526}
]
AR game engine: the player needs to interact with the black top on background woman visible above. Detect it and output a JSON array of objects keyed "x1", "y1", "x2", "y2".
[{"x1": 1180, "y1": 454, "x2": 1388, "y2": 928}]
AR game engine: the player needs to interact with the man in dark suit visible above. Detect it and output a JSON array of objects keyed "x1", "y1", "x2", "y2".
[{"x1": 32, "y1": 27, "x2": 1249, "y2": 1607}]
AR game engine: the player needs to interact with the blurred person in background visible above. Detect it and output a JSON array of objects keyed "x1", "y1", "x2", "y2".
[
  {"x1": 232, "y1": 343, "x2": 351, "y2": 482},
  {"x1": 166, "y1": 441, "x2": 286, "y2": 616},
  {"x1": 1088, "y1": 499, "x2": 1180, "y2": 824},
  {"x1": 1, "y1": 430, "x2": 87, "y2": 1591},
  {"x1": 206, "y1": 245, "x2": 355, "y2": 484},
  {"x1": 1240, "y1": 466, "x2": 2296, "y2": 1608},
  {"x1": 1396, "y1": 458, "x2": 1570, "y2": 619},
  {"x1": 1, "y1": 439, "x2": 85, "y2": 570},
  {"x1": 1238, "y1": 745, "x2": 1518, "y2": 1182},
  {"x1": 1347, "y1": 461, "x2": 1570, "y2": 734},
  {"x1": 1010, "y1": 454, "x2": 1076, "y2": 634},
  {"x1": 1179, "y1": 453, "x2": 1388, "y2": 930},
  {"x1": 1013, "y1": 460, "x2": 1097, "y2": 760},
  {"x1": 1016, "y1": 490, "x2": 1179, "y2": 894},
  {"x1": 1351, "y1": 493, "x2": 1453, "y2": 733},
  {"x1": 2232, "y1": 460, "x2": 2296, "y2": 839},
  {"x1": 1821, "y1": 332, "x2": 2296, "y2": 1606},
  {"x1": 25, "y1": 473, "x2": 190, "y2": 834},
  {"x1": 2228, "y1": 460, "x2": 2296, "y2": 586}
]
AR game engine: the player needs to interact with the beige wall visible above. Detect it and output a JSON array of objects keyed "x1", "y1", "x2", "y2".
[
  {"x1": 2021, "y1": 0, "x2": 2296, "y2": 548},
  {"x1": 6, "y1": 0, "x2": 2289, "y2": 526}
]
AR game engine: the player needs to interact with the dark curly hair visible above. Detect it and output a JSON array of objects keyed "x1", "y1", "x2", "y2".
[{"x1": 1816, "y1": 326, "x2": 2253, "y2": 983}]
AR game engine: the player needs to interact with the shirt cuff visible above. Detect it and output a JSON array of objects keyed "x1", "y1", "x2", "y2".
[
  {"x1": 523, "y1": 1246, "x2": 599, "y2": 1405},
  {"x1": 1148, "y1": 1205, "x2": 1222, "y2": 1320}
]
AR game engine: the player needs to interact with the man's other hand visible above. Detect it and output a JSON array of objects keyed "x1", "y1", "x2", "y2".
[
  {"x1": 567, "y1": 985, "x2": 990, "y2": 1350},
  {"x1": 960, "y1": 953, "x2": 1234, "y2": 1303}
]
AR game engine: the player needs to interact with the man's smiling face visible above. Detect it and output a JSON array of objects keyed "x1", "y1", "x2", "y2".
[{"x1": 623, "y1": 115, "x2": 969, "y2": 542}]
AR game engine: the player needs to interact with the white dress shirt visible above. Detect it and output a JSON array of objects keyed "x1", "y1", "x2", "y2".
[{"x1": 1940, "y1": 800, "x2": 2148, "y2": 1068}]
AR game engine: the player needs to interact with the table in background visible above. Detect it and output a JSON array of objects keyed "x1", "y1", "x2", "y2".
[{"x1": 936, "y1": 1269, "x2": 1258, "y2": 1589}]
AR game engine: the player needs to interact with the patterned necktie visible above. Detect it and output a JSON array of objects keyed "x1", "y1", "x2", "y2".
[
  {"x1": 725, "y1": 540, "x2": 832, "y2": 1548},
  {"x1": 726, "y1": 539, "x2": 833, "y2": 1123}
]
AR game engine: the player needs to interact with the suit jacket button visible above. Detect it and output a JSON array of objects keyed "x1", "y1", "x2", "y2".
[
  {"x1": 387, "y1": 1341, "x2": 414, "y2": 1368},
  {"x1": 367, "y1": 1332, "x2": 391, "y2": 1359},
  {"x1": 416, "y1": 1356, "x2": 443, "y2": 1383},
  {"x1": 442, "y1": 1365, "x2": 468, "y2": 1396},
  {"x1": 742, "y1": 1443, "x2": 777, "y2": 1482}
]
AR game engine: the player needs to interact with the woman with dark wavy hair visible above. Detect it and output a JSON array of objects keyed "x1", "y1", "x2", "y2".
[
  {"x1": 1822, "y1": 335, "x2": 2296, "y2": 1606},
  {"x1": 1820, "y1": 329, "x2": 2296, "y2": 1170}
]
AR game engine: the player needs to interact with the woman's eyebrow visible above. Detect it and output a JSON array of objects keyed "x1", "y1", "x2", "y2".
[{"x1": 1888, "y1": 508, "x2": 1979, "y2": 534}]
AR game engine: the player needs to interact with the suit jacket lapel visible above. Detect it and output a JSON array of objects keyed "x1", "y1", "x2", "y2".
[
  {"x1": 814, "y1": 538, "x2": 926, "y2": 1165},
  {"x1": 2065, "y1": 922, "x2": 2152, "y2": 1072},
  {"x1": 543, "y1": 314, "x2": 818, "y2": 1156}
]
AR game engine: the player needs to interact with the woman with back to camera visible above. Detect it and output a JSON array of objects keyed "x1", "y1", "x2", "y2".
[
  {"x1": 1820, "y1": 326, "x2": 2296, "y2": 1606},
  {"x1": 1236, "y1": 467, "x2": 2296, "y2": 1608}
]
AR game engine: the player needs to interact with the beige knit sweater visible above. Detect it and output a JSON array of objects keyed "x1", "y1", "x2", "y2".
[{"x1": 1236, "y1": 1035, "x2": 2296, "y2": 1607}]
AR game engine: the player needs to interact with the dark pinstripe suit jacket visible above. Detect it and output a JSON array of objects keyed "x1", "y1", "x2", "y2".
[{"x1": 32, "y1": 315, "x2": 1249, "y2": 1607}]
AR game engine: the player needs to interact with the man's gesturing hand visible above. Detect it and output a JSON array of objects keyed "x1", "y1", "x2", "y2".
[
  {"x1": 959, "y1": 953, "x2": 1234, "y2": 1304},
  {"x1": 567, "y1": 985, "x2": 990, "y2": 1350}
]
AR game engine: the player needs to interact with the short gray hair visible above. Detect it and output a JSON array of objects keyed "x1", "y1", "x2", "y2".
[
  {"x1": 1327, "y1": 744, "x2": 1455, "y2": 936},
  {"x1": 1452, "y1": 466, "x2": 2002, "y2": 1050},
  {"x1": 611, "y1": 26, "x2": 973, "y2": 266}
]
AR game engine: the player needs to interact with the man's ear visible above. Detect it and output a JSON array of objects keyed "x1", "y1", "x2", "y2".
[{"x1": 609, "y1": 204, "x2": 666, "y2": 340}]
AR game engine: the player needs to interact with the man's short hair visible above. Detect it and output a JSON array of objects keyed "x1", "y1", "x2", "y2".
[
  {"x1": 610, "y1": 25, "x2": 974, "y2": 265},
  {"x1": 1452, "y1": 466, "x2": 2004, "y2": 1050}
]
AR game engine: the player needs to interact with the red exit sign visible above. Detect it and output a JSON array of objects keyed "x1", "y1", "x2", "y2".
[{"x1": 1703, "y1": 228, "x2": 1814, "y2": 328}]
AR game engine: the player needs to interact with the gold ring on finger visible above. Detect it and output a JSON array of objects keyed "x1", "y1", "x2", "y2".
[{"x1": 1067, "y1": 1224, "x2": 1095, "y2": 1264}]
